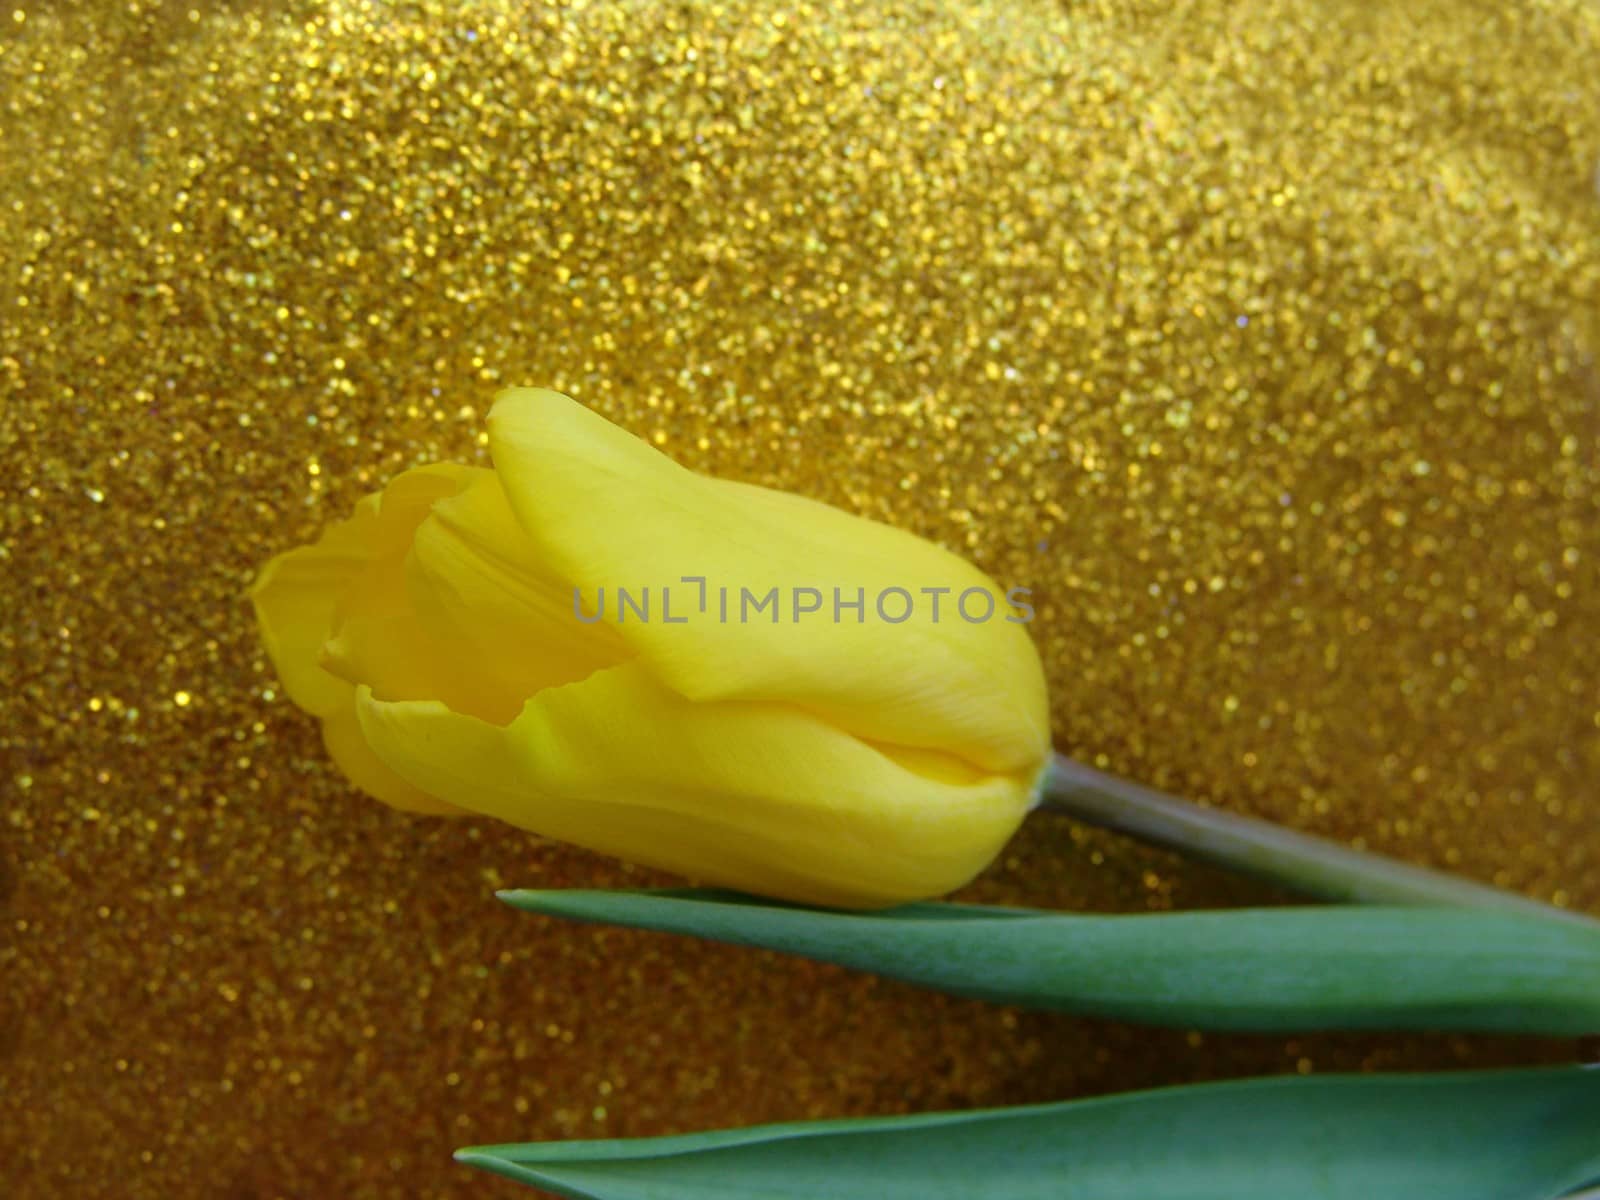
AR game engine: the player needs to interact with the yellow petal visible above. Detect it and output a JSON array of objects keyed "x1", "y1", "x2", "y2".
[
  {"x1": 249, "y1": 463, "x2": 475, "y2": 717},
  {"x1": 249, "y1": 495, "x2": 383, "y2": 717},
  {"x1": 320, "y1": 607, "x2": 519, "y2": 725},
  {"x1": 324, "y1": 464, "x2": 479, "y2": 631},
  {"x1": 403, "y1": 468, "x2": 631, "y2": 705},
  {"x1": 486, "y1": 388, "x2": 1050, "y2": 776},
  {"x1": 311, "y1": 462, "x2": 553, "y2": 725},
  {"x1": 252, "y1": 462, "x2": 481, "y2": 814},
  {"x1": 320, "y1": 698, "x2": 464, "y2": 815},
  {"x1": 355, "y1": 663, "x2": 1035, "y2": 908}
]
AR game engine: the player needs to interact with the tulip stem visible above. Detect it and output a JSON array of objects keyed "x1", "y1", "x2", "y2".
[{"x1": 1039, "y1": 753, "x2": 1598, "y2": 928}]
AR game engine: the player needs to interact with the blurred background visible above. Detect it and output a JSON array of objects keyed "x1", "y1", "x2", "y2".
[{"x1": 2, "y1": 0, "x2": 1598, "y2": 1195}]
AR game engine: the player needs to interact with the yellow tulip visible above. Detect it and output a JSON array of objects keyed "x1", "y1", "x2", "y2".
[{"x1": 250, "y1": 389, "x2": 1050, "y2": 907}]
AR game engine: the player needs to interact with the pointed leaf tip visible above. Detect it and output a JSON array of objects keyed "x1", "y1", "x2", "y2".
[
  {"x1": 499, "y1": 888, "x2": 1600, "y2": 1035},
  {"x1": 455, "y1": 1066, "x2": 1600, "y2": 1199}
]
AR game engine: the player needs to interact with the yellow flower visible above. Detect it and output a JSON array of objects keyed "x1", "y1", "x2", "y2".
[{"x1": 250, "y1": 390, "x2": 1050, "y2": 907}]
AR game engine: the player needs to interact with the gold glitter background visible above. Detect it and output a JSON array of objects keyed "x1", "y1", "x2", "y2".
[{"x1": 4, "y1": 0, "x2": 1600, "y2": 1195}]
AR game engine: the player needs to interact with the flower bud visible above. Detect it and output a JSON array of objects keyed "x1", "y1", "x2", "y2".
[{"x1": 251, "y1": 390, "x2": 1049, "y2": 907}]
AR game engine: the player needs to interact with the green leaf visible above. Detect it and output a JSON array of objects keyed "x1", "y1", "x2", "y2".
[
  {"x1": 500, "y1": 889, "x2": 1600, "y2": 1034},
  {"x1": 457, "y1": 1065, "x2": 1600, "y2": 1199}
]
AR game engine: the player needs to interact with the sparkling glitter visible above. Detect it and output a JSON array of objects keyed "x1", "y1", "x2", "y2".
[{"x1": 3, "y1": 0, "x2": 1599, "y2": 1196}]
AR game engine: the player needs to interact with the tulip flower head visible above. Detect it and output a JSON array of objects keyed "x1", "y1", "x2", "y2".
[{"x1": 251, "y1": 390, "x2": 1050, "y2": 907}]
